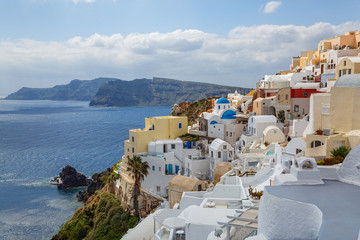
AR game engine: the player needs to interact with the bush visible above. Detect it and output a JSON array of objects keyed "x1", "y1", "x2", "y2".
[
  {"x1": 331, "y1": 146, "x2": 351, "y2": 159},
  {"x1": 317, "y1": 156, "x2": 344, "y2": 166},
  {"x1": 248, "y1": 185, "x2": 263, "y2": 200}
]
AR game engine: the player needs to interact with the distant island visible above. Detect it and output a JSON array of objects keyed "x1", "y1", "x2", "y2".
[
  {"x1": 5, "y1": 78, "x2": 111, "y2": 101},
  {"x1": 5, "y1": 77, "x2": 252, "y2": 107}
]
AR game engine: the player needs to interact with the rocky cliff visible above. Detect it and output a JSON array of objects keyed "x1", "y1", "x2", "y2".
[
  {"x1": 5, "y1": 78, "x2": 111, "y2": 101},
  {"x1": 89, "y1": 77, "x2": 252, "y2": 107}
]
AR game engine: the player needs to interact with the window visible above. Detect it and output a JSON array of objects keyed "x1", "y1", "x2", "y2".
[
  {"x1": 344, "y1": 60, "x2": 346, "y2": 66},
  {"x1": 156, "y1": 186, "x2": 160, "y2": 192},
  {"x1": 303, "y1": 77, "x2": 306, "y2": 80},
  {"x1": 226, "y1": 131, "x2": 228, "y2": 137},
  {"x1": 179, "y1": 123, "x2": 182, "y2": 129},
  {"x1": 152, "y1": 166, "x2": 155, "y2": 171},
  {"x1": 304, "y1": 92, "x2": 308, "y2": 97},
  {"x1": 285, "y1": 94, "x2": 288, "y2": 100},
  {"x1": 171, "y1": 144, "x2": 175, "y2": 149},
  {"x1": 132, "y1": 136, "x2": 134, "y2": 142},
  {"x1": 211, "y1": 151, "x2": 213, "y2": 158},
  {"x1": 343, "y1": 69, "x2": 346, "y2": 75},
  {"x1": 223, "y1": 145, "x2": 227, "y2": 150},
  {"x1": 218, "y1": 152, "x2": 221, "y2": 158},
  {"x1": 218, "y1": 106, "x2": 220, "y2": 109},
  {"x1": 159, "y1": 167, "x2": 161, "y2": 172},
  {"x1": 198, "y1": 185, "x2": 201, "y2": 191},
  {"x1": 273, "y1": 130, "x2": 277, "y2": 134},
  {"x1": 294, "y1": 105, "x2": 299, "y2": 112},
  {"x1": 311, "y1": 140, "x2": 324, "y2": 148},
  {"x1": 132, "y1": 147, "x2": 134, "y2": 153},
  {"x1": 230, "y1": 132, "x2": 232, "y2": 137},
  {"x1": 349, "y1": 69, "x2": 352, "y2": 74},
  {"x1": 278, "y1": 95, "x2": 280, "y2": 100},
  {"x1": 358, "y1": 42, "x2": 360, "y2": 47},
  {"x1": 339, "y1": 70, "x2": 342, "y2": 77}
]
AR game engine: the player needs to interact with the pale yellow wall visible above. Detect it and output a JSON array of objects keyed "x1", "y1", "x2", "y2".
[
  {"x1": 330, "y1": 87, "x2": 360, "y2": 132},
  {"x1": 335, "y1": 58, "x2": 360, "y2": 79},
  {"x1": 125, "y1": 116, "x2": 188, "y2": 158},
  {"x1": 253, "y1": 98, "x2": 264, "y2": 115},
  {"x1": 276, "y1": 87, "x2": 291, "y2": 105}
]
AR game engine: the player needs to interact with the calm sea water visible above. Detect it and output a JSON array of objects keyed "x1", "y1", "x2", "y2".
[{"x1": 0, "y1": 100, "x2": 170, "y2": 240}]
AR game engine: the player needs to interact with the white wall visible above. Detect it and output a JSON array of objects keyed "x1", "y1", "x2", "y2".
[{"x1": 258, "y1": 189, "x2": 323, "y2": 240}]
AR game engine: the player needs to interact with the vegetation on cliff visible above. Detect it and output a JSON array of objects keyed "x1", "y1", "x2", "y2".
[{"x1": 52, "y1": 190, "x2": 137, "y2": 240}]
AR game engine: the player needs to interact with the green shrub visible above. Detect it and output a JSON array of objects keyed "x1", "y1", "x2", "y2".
[{"x1": 331, "y1": 146, "x2": 351, "y2": 159}]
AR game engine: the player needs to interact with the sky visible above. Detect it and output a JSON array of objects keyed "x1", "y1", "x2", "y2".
[{"x1": 0, "y1": 0, "x2": 360, "y2": 96}]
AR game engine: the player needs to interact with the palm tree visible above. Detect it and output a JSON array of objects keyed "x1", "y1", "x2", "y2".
[{"x1": 127, "y1": 155, "x2": 149, "y2": 218}]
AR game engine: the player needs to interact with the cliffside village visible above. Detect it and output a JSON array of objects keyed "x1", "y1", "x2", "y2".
[{"x1": 116, "y1": 31, "x2": 360, "y2": 240}]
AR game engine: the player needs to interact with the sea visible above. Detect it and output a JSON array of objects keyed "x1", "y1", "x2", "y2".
[{"x1": 0, "y1": 100, "x2": 171, "y2": 240}]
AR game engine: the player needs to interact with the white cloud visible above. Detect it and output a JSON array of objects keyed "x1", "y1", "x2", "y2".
[
  {"x1": 0, "y1": 21, "x2": 359, "y2": 95},
  {"x1": 263, "y1": 1, "x2": 281, "y2": 13},
  {"x1": 72, "y1": 0, "x2": 95, "y2": 4}
]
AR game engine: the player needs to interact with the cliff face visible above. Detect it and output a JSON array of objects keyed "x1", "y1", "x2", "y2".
[
  {"x1": 51, "y1": 189, "x2": 138, "y2": 240},
  {"x1": 5, "y1": 78, "x2": 111, "y2": 101},
  {"x1": 89, "y1": 77, "x2": 252, "y2": 107}
]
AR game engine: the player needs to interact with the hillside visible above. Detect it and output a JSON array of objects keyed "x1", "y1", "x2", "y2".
[
  {"x1": 5, "y1": 78, "x2": 111, "y2": 101},
  {"x1": 89, "y1": 77, "x2": 252, "y2": 107}
]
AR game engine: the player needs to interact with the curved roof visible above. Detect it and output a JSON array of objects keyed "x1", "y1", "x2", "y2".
[
  {"x1": 221, "y1": 110, "x2": 236, "y2": 119},
  {"x1": 263, "y1": 125, "x2": 281, "y2": 135},
  {"x1": 216, "y1": 97, "x2": 230, "y2": 104},
  {"x1": 334, "y1": 74, "x2": 360, "y2": 88},
  {"x1": 210, "y1": 120, "x2": 218, "y2": 124}
]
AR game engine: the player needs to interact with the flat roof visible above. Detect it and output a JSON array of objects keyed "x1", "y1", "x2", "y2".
[{"x1": 266, "y1": 180, "x2": 360, "y2": 240}]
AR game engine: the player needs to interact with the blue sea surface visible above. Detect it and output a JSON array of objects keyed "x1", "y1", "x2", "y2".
[{"x1": 0, "y1": 100, "x2": 170, "y2": 240}]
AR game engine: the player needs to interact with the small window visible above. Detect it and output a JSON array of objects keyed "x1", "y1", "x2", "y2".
[
  {"x1": 218, "y1": 106, "x2": 220, "y2": 109},
  {"x1": 132, "y1": 136, "x2": 134, "y2": 142},
  {"x1": 218, "y1": 152, "x2": 221, "y2": 158},
  {"x1": 179, "y1": 123, "x2": 182, "y2": 129},
  {"x1": 171, "y1": 144, "x2": 175, "y2": 149},
  {"x1": 152, "y1": 166, "x2": 155, "y2": 171},
  {"x1": 285, "y1": 94, "x2": 288, "y2": 100},
  {"x1": 132, "y1": 147, "x2": 134, "y2": 153},
  {"x1": 339, "y1": 70, "x2": 342, "y2": 77},
  {"x1": 226, "y1": 132, "x2": 228, "y2": 137},
  {"x1": 294, "y1": 105, "x2": 299, "y2": 112},
  {"x1": 230, "y1": 132, "x2": 232, "y2": 137},
  {"x1": 343, "y1": 69, "x2": 346, "y2": 75},
  {"x1": 344, "y1": 60, "x2": 346, "y2": 66},
  {"x1": 349, "y1": 69, "x2": 351, "y2": 74},
  {"x1": 156, "y1": 186, "x2": 160, "y2": 192},
  {"x1": 273, "y1": 130, "x2": 277, "y2": 134},
  {"x1": 278, "y1": 95, "x2": 280, "y2": 100},
  {"x1": 303, "y1": 77, "x2": 306, "y2": 80},
  {"x1": 211, "y1": 151, "x2": 213, "y2": 158},
  {"x1": 223, "y1": 145, "x2": 227, "y2": 150},
  {"x1": 304, "y1": 92, "x2": 308, "y2": 97},
  {"x1": 198, "y1": 185, "x2": 201, "y2": 191}
]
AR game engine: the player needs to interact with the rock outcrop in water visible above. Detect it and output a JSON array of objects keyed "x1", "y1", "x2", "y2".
[
  {"x1": 76, "y1": 168, "x2": 112, "y2": 202},
  {"x1": 51, "y1": 165, "x2": 91, "y2": 189}
]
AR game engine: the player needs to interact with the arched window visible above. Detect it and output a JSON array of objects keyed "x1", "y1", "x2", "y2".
[
  {"x1": 311, "y1": 140, "x2": 324, "y2": 148},
  {"x1": 302, "y1": 161, "x2": 313, "y2": 169}
]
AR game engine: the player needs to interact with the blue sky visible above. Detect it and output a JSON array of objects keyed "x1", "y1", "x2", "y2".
[{"x1": 0, "y1": 0, "x2": 359, "y2": 95}]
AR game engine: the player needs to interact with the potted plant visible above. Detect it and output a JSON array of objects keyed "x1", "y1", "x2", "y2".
[{"x1": 316, "y1": 129, "x2": 323, "y2": 135}]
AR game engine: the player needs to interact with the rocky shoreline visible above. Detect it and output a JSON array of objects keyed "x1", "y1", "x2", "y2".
[{"x1": 51, "y1": 165, "x2": 113, "y2": 202}]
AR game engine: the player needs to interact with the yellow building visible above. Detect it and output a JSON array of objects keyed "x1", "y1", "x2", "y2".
[
  {"x1": 335, "y1": 57, "x2": 360, "y2": 79},
  {"x1": 305, "y1": 74, "x2": 360, "y2": 159},
  {"x1": 300, "y1": 50, "x2": 315, "y2": 67},
  {"x1": 124, "y1": 116, "x2": 188, "y2": 158},
  {"x1": 118, "y1": 115, "x2": 188, "y2": 211}
]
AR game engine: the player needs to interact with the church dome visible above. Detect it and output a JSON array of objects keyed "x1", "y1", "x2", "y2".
[
  {"x1": 216, "y1": 97, "x2": 230, "y2": 104},
  {"x1": 334, "y1": 74, "x2": 360, "y2": 88},
  {"x1": 221, "y1": 110, "x2": 236, "y2": 119}
]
